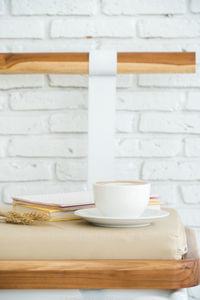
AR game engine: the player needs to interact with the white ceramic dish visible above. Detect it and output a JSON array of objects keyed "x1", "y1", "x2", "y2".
[
  {"x1": 75, "y1": 208, "x2": 169, "y2": 228},
  {"x1": 93, "y1": 181, "x2": 150, "y2": 218}
]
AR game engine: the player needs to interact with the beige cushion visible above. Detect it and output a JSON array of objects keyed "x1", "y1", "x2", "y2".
[{"x1": 0, "y1": 208, "x2": 187, "y2": 260}]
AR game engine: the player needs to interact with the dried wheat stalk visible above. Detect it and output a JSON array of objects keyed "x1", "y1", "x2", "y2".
[{"x1": 0, "y1": 210, "x2": 50, "y2": 225}]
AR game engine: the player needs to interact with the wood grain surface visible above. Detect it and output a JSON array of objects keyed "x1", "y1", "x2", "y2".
[
  {"x1": 0, "y1": 52, "x2": 195, "y2": 74},
  {"x1": 0, "y1": 227, "x2": 199, "y2": 289}
]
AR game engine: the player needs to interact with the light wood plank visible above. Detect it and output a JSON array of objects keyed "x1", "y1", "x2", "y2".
[{"x1": 0, "y1": 52, "x2": 195, "y2": 74}]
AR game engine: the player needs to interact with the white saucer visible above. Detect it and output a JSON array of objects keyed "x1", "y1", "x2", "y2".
[{"x1": 75, "y1": 208, "x2": 169, "y2": 228}]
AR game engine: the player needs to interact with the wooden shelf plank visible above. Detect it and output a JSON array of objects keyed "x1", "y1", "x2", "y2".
[
  {"x1": 0, "y1": 228, "x2": 199, "y2": 289},
  {"x1": 0, "y1": 52, "x2": 195, "y2": 74}
]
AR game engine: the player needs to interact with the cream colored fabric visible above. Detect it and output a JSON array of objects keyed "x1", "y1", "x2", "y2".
[{"x1": 0, "y1": 208, "x2": 187, "y2": 260}]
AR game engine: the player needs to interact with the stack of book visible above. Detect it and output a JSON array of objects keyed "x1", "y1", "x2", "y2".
[
  {"x1": 12, "y1": 192, "x2": 95, "y2": 222},
  {"x1": 148, "y1": 195, "x2": 162, "y2": 210},
  {"x1": 12, "y1": 192, "x2": 162, "y2": 222}
]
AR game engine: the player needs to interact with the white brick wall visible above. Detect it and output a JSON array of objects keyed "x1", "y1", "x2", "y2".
[
  {"x1": 102, "y1": 0, "x2": 187, "y2": 15},
  {"x1": 138, "y1": 17, "x2": 200, "y2": 38},
  {"x1": 50, "y1": 111, "x2": 88, "y2": 132},
  {"x1": 0, "y1": 75, "x2": 44, "y2": 89},
  {"x1": 51, "y1": 18, "x2": 136, "y2": 38},
  {"x1": 8, "y1": 136, "x2": 87, "y2": 157},
  {"x1": 191, "y1": 0, "x2": 200, "y2": 13},
  {"x1": 117, "y1": 137, "x2": 181, "y2": 157},
  {"x1": 142, "y1": 159, "x2": 200, "y2": 180},
  {"x1": 186, "y1": 92, "x2": 200, "y2": 110},
  {"x1": 185, "y1": 138, "x2": 200, "y2": 156},
  {"x1": 0, "y1": 1, "x2": 200, "y2": 298},
  {"x1": 0, "y1": 20, "x2": 45, "y2": 39},
  {"x1": 9, "y1": 90, "x2": 88, "y2": 110},
  {"x1": 0, "y1": 159, "x2": 53, "y2": 181},
  {"x1": 11, "y1": 0, "x2": 96, "y2": 16},
  {"x1": 56, "y1": 159, "x2": 87, "y2": 180},
  {"x1": 140, "y1": 113, "x2": 200, "y2": 133},
  {"x1": 117, "y1": 91, "x2": 185, "y2": 111},
  {"x1": 0, "y1": 114, "x2": 48, "y2": 134},
  {"x1": 0, "y1": 0, "x2": 4, "y2": 14},
  {"x1": 139, "y1": 72, "x2": 200, "y2": 87}
]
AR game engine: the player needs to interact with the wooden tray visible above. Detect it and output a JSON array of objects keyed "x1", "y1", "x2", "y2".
[{"x1": 0, "y1": 227, "x2": 199, "y2": 290}]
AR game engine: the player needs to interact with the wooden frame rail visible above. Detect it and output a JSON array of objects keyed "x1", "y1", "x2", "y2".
[
  {"x1": 0, "y1": 52, "x2": 195, "y2": 74},
  {"x1": 0, "y1": 228, "x2": 199, "y2": 289}
]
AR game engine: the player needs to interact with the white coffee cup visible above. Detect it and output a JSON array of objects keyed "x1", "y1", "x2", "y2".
[{"x1": 93, "y1": 181, "x2": 150, "y2": 218}]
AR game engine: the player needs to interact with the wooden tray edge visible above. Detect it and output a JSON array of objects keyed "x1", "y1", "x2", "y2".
[{"x1": 0, "y1": 227, "x2": 199, "y2": 289}]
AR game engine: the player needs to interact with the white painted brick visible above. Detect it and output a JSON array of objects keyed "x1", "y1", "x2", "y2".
[
  {"x1": 9, "y1": 136, "x2": 87, "y2": 157},
  {"x1": 180, "y1": 184, "x2": 200, "y2": 204},
  {"x1": 3, "y1": 181, "x2": 87, "y2": 204},
  {"x1": 185, "y1": 138, "x2": 200, "y2": 157},
  {"x1": 138, "y1": 17, "x2": 200, "y2": 38},
  {"x1": 0, "y1": 0, "x2": 4, "y2": 15},
  {"x1": 116, "y1": 112, "x2": 137, "y2": 133},
  {"x1": 0, "y1": 94, "x2": 6, "y2": 110},
  {"x1": 151, "y1": 183, "x2": 176, "y2": 204},
  {"x1": 140, "y1": 113, "x2": 200, "y2": 133},
  {"x1": 11, "y1": 0, "x2": 96, "y2": 16},
  {"x1": 116, "y1": 75, "x2": 134, "y2": 88},
  {"x1": 5, "y1": 39, "x2": 95, "y2": 53},
  {"x1": 56, "y1": 159, "x2": 87, "y2": 181},
  {"x1": 0, "y1": 75, "x2": 44, "y2": 90},
  {"x1": 117, "y1": 92, "x2": 185, "y2": 111},
  {"x1": 0, "y1": 114, "x2": 48, "y2": 135},
  {"x1": 115, "y1": 158, "x2": 141, "y2": 180},
  {"x1": 48, "y1": 75, "x2": 88, "y2": 88},
  {"x1": 0, "y1": 138, "x2": 7, "y2": 157},
  {"x1": 100, "y1": 39, "x2": 183, "y2": 52},
  {"x1": 102, "y1": 0, "x2": 186, "y2": 15},
  {"x1": 191, "y1": 0, "x2": 200, "y2": 13},
  {"x1": 51, "y1": 18, "x2": 135, "y2": 38},
  {"x1": 117, "y1": 137, "x2": 181, "y2": 157},
  {"x1": 48, "y1": 74, "x2": 133, "y2": 88},
  {"x1": 50, "y1": 111, "x2": 87, "y2": 133},
  {"x1": 0, "y1": 20, "x2": 44, "y2": 39},
  {"x1": 186, "y1": 92, "x2": 200, "y2": 111},
  {"x1": 139, "y1": 73, "x2": 200, "y2": 88},
  {"x1": 177, "y1": 208, "x2": 200, "y2": 227},
  {"x1": 9, "y1": 90, "x2": 87, "y2": 110},
  {"x1": 0, "y1": 159, "x2": 53, "y2": 182},
  {"x1": 142, "y1": 159, "x2": 200, "y2": 180}
]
